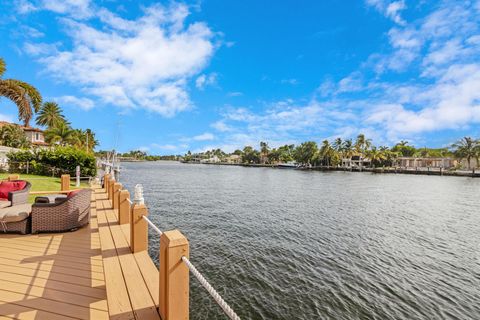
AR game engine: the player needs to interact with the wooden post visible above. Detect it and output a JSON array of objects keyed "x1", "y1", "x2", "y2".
[
  {"x1": 7, "y1": 174, "x2": 19, "y2": 181},
  {"x1": 130, "y1": 204, "x2": 148, "y2": 253},
  {"x1": 112, "y1": 183, "x2": 122, "y2": 210},
  {"x1": 109, "y1": 178, "x2": 115, "y2": 201},
  {"x1": 61, "y1": 174, "x2": 70, "y2": 191},
  {"x1": 118, "y1": 190, "x2": 131, "y2": 225},
  {"x1": 159, "y1": 230, "x2": 189, "y2": 320},
  {"x1": 103, "y1": 174, "x2": 110, "y2": 192}
]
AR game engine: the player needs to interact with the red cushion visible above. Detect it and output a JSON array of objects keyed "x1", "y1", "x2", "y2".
[
  {"x1": 0, "y1": 180, "x2": 27, "y2": 199},
  {"x1": 67, "y1": 190, "x2": 81, "y2": 198}
]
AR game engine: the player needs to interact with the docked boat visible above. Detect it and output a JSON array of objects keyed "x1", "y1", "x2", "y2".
[{"x1": 277, "y1": 161, "x2": 299, "y2": 169}]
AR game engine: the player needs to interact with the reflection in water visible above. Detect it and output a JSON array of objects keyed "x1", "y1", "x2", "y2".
[{"x1": 121, "y1": 161, "x2": 480, "y2": 320}]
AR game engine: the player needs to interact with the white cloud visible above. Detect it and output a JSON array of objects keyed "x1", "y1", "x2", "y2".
[
  {"x1": 16, "y1": 0, "x2": 37, "y2": 14},
  {"x1": 211, "y1": 120, "x2": 231, "y2": 132},
  {"x1": 195, "y1": 73, "x2": 217, "y2": 90},
  {"x1": 366, "y1": 0, "x2": 406, "y2": 25},
  {"x1": 54, "y1": 95, "x2": 95, "y2": 110},
  {"x1": 26, "y1": 3, "x2": 216, "y2": 117},
  {"x1": 193, "y1": 132, "x2": 215, "y2": 141},
  {"x1": 42, "y1": 0, "x2": 92, "y2": 18}
]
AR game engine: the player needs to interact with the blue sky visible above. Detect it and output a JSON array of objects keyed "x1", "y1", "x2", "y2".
[{"x1": 0, "y1": 0, "x2": 479, "y2": 154}]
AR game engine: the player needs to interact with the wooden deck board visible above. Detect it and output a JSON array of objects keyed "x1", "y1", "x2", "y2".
[{"x1": 0, "y1": 185, "x2": 161, "y2": 320}]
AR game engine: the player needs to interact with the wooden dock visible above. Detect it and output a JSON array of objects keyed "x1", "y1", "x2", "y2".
[{"x1": 0, "y1": 186, "x2": 161, "y2": 320}]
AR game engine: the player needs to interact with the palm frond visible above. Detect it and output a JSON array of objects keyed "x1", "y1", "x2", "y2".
[{"x1": 0, "y1": 58, "x2": 5, "y2": 78}]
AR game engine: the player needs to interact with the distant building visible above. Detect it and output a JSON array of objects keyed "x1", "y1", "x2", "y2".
[
  {"x1": 224, "y1": 154, "x2": 241, "y2": 164},
  {"x1": 0, "y1": 121, "x2": 49, "y2": 147},
  {"x1": 395, "y1": 157, "x2": 456, "y2": 169},
  {"x1": 342, "y1": 155, "x2": 371, "y2": 168},
  {"x1": 201, "y1": 155, "x2": 221, "y2": 163}
]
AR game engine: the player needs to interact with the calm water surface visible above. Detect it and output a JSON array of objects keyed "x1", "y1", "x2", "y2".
[{"x1": 121, "y1": 161, "x2": 480, "y2": 320}]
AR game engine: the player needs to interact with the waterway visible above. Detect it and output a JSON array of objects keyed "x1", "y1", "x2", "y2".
[{"x1": 121, "y1": 161, "x2": 480, "y2": 320}]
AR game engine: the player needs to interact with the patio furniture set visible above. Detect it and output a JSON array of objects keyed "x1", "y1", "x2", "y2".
[{"x1": 0, "y1": 180, "x2": 91, "y2": 234}]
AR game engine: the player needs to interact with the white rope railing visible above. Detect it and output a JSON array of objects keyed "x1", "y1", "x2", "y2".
[
  {"x1": 181, "y1": 256, "x2": 241, "y2": 320},
  {"x1": 142, "y1": 215, "x2": 163, "y2": 236},
  {"x1": 126, "y1": 198, "x2": 133, "y2": 205}
]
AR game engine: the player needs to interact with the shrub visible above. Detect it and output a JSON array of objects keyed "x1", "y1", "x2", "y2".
[{"x1": 7, "y1": 146, "x2": 97, "y2": 177}]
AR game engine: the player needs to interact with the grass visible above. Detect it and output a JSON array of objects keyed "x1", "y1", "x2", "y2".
[{"x1": 0, "y1": 173, "x2": 90, "y2": 203}]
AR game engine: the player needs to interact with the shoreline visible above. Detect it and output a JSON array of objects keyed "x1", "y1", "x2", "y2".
[{"x1": 181, "y1": 161, "x2": 480, "y2": 178}]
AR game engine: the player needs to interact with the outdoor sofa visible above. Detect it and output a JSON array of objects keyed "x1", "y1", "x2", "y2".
[
  {"x1": 31, "y1": 189, "x2": 92, "y2": 233},
  {"x1": 0, "y1": 180, "x2": 32, "y2": 234}
]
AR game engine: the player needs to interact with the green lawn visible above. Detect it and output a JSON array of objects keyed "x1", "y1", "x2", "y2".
[{"x1": 0, "y1": 173, "x2": 90, "y2": 203}]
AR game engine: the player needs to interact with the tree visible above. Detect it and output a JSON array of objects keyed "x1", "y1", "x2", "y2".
[
  {"x1": 294, "y1": 141, "x2": 318, "y2": 165},
  {"x1": 241, "y1": 146, "x2": 260, "y2": 163},
  {"x1": 392, "y1": 142, "x2": 416, "y2": 157},
  {"x1": 71, "y1": 128, "x2": 99, "y2": 152},
  {"x1": 318, "y1": 140, "x2": 339, "y2": 166},
  {"x1": 45, "y1": 122, "x2": 76, "y2": 146},
  {"x1": 366, "y1": 146, "x2": 387, "y2": 167},
  {"x1": 355, "y1": 134, "x2": 372, "y2": 154},
  {"x1": 451, "y1": 137, "x2": 479, "y2": 169},
  {"x1": 259, "y1": 141, "x2": 269, "y2": 164},
  {"x1": 278, "y1": 144, "x2": 295, "y2": 162},
  {"x1": 342, "y1": 139, "x2": 355, "y2": 158},
  {"x1": 0, "y1": 57, "x2": 42, "y2": 126},
  {"x1": 0, "y1": 124, "x2": 30, "y2": 148},
  {"x1": 36, "y1": 101, "x2": 66, "y2": 128}
]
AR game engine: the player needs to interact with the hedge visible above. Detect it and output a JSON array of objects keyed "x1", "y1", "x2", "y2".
[{"x1": 7, "y1": 146, "x2": 97, "y2": 177}]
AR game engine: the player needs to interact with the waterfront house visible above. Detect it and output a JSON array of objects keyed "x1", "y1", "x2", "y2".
[
  {"x1": 224, "y1": 154, "x2": 241, "y2": 164},
  {"x1": 201, "y1": 155, "x2": 221, "y2": 163},
  {"x1": 0, "y1": 121, "x2": 49, "y2": 148},
  {"x1": 342, "y1": 155, "x2": 371, "y2": 168},
  {"x1": 395, "y1": 157, "x2": 456, "y2": 169}
]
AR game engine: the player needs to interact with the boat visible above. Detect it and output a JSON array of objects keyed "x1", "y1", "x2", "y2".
[{"x1": 277, "y1": 161, "x2": 299, "y2": 169}]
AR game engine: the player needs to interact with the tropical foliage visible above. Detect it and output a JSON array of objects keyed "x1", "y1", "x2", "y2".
[
  {"x1": 451, "y1": 137, "x2": 480, "y2": 169},
  {"x1": 183, "y1": 135, "x2": 479, "y2": 169},
  {"x1": 0, "y1": 124, "x2": 30, "y2": 148},
  {"x1": 7, "y1": 146, "x2": 97, "y2": 176},
  {"x1": 35, "y1": 101, "x2": 66, "y2": 128},
  {"x1": 0, "y1": 58, "x2": 42, "y2": 126}
]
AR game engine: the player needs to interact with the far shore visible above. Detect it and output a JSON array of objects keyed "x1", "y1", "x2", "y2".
[{"x1": 180, "y1": 161, "x2": 480, "y2": 178}]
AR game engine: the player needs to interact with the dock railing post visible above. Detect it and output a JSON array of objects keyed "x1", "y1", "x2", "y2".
[
  {"x1": 130, "y1": 204, "x2": 148, "y2": 253},
  {"x1": 159, "y1": 230, "x2": 189, "y2": 320},
  {"x1": 112, "y1": 182, "x2": 122, "y2": 210},
  {"x1": 118, "y1": 190, "x2": 130, "y2": 225},
  {"x1": 61, "y1": 174, "x2": 70, "y2": 191},
  {"x1": 108, "y1": 178, "x2": 115, "y2": 202},
  {"x1": 103, "y1": 174, "x2": 110, "y2": 192}
]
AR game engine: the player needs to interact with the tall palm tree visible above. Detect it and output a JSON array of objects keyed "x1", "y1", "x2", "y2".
[
  {"x1": 260, "y1": 141, "x2": 269, "y2": 164},
  {"x1": 36, "y1": 101, "x2": 66, "y2": 128},
  {"x1": 45, "y1": 122, "x2": 76, "y2": 146},
  {"x1": 333, "y1": 138, "x2": 343, "y2": 153},
  {"x1": 366, "y1": 147, "x2": 386, "y2": 168},
  {"x1": 452, "y1": 137, "x2": 479, "y2": 169},
  {"x1": 343, "y1": 139, "x2": 355, "y2": 158},
  {"x1": 0, "y1": 57, "x2": 42, "y2": 126},
  {"x1": 355, "y1": 134, "x2": 372, "y2": 154}
]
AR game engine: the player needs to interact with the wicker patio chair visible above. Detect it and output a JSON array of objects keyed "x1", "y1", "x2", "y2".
[
  {"x1": 0, "y1": 204, "x2": 32, "y2": 234},
  {"x1": 31, "y1": 189, "x2": 92, "y2": 233},
  {"x1": 9, "y1": 181, "x2": 32, "y2": 206}
]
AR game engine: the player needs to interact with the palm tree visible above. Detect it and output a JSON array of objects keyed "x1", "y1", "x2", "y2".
[
  {"x1": 343, "y1": 139, "x2": 355, "y2": 158},
  {"x1": 333, "y1": 138, "x2": 343, "y2": 153},
  {"x1": 259, "y1": 141, "x2": 269, "y2": 164},
  {"x1": 0, "y1": 57, "x2": 42, "y2": 126},
  {"x1": 45, "y1": 122, "x2": 76, "y2": 146},
  {"x1": 366, "y1": 146, "x2": 386, "y2": 168},
  {"x1": 452, "y1": 137, "x2": 479, "y2": 169},
  {"x1": 355, "y1": 134, "x2": 372, "y2": 154},
  {"x1": 36, "y1": 101, "x2": 66, "y2": 128}
]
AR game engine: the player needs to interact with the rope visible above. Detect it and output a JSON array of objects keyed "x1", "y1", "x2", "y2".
[
  {"x1": 126, "y1": 198, "x2": 133, "y2": 205},
  {"x1": 142, "y1": 215, "x2": 163, "y2": 236},
  {"x1": 181, "y1": 256, "x2": 241, "y2": 320}
]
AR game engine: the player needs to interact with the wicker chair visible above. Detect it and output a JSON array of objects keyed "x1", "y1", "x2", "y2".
[
  {"x1": 9, "y1": 181, "x2": 32, "y2": 206},
  {"x1": 31, "y1": 189, "x2": 92, "y2": 233}
]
